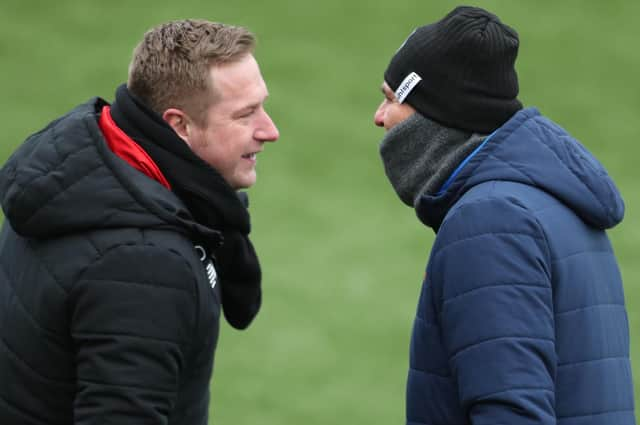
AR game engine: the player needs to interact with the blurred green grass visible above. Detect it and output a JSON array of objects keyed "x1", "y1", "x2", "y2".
[{"x1": 1, "y1": 0, "x2": 638, "y2": 423}]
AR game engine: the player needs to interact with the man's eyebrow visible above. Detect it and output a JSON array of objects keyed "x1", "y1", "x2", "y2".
[
  {"x1": 242, "y1": 93, "x2": 269, "y2": 110},
  {"x1": 232, "y1": 96, "x2": 267, "y2": 116},
  {"x1": 381, "y1": 85, "x2": 395, "y2": 99},
  {"x1": 232, "y1": 103, "x2": 258, "y2": 116}
]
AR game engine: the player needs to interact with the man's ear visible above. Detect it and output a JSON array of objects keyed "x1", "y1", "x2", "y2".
[{"x1": 163, "y1": 108, "x2": 193, "y2": 147}]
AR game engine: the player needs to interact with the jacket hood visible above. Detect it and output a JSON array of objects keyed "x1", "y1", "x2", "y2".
[
  {"x1": 416, "y1": 108, "x2": 625, "y2": 231},
  {"x1": 0, "y1": 99, "x2": 218, "y2": 241}
]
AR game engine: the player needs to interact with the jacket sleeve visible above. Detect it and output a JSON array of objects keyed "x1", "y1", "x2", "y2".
[
  {"x1": 68, "y1": 243, "x2": 199, "y2": 424},
  {"x1": 433, "y1": 197, "x2": 556, "y2": 425}
]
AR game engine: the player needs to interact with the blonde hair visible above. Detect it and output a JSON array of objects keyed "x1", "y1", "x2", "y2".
[{"x1": 127, "y1": 19, "x2": 255, "y2": 125}]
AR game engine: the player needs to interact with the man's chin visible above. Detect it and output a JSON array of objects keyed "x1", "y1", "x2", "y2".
[{"x1": 229, "y1": 174, "x2": 257, "y2": 191}]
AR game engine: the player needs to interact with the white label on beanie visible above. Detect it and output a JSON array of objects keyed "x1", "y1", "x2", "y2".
[{"x1": 395, "y1": 72, "x2": 422, "y2": 104}]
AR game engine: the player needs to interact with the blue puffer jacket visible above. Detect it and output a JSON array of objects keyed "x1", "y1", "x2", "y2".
[{"x1": 408, "y1": 108, "x2": 635, "y2": 425}]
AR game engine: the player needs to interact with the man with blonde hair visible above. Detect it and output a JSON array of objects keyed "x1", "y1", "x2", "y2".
[{"x1": 0, "y1": 19, "x2": 278, "y2": 424}]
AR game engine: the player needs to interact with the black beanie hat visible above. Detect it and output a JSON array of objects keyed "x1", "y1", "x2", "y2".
[{"x1": 384, "y1": 6, "x2": 523, "y2": 134}]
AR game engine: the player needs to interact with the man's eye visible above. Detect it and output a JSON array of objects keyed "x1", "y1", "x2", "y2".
[{"x1": 239, "y1": 109, "x2": 255, "y2": 118}]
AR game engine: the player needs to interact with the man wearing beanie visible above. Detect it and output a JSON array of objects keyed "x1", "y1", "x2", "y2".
[
  {"x1": 375, "y1": 6, "x2": 635, "y2": 425},
  {"x1": 0, "y1": 20, "x2": 278, "y2": 424}
]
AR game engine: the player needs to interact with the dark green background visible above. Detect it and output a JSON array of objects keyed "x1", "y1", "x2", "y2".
[{"x1": 1, "y1": 1, "x2": 638, "y2": 423}]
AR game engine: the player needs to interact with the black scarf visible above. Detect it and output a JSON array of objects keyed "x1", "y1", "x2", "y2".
[{"x1": 110, "y1": 84, "x2": 260, "y2": 329}]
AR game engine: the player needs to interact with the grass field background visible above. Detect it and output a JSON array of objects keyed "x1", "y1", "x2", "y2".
[{"x1": 1, "y1": 0, "x2": 638, "y2": 423}]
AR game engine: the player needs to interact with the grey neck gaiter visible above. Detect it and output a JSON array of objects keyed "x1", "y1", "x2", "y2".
[{"x1": 379, "y1": 113, "x2": 486, "y2": 207}]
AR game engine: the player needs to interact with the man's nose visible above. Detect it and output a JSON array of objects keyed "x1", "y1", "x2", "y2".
[
  {"x1": 374, "y1": 102, "x2": 385, "y2": 127},
  {"x1": 256, "y1": 110, "x2": 280, "y2": 142}
]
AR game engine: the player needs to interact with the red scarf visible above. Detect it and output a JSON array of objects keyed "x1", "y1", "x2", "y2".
[{"x1": 98, "y1": 105, "x2": 171, "y2": 189}]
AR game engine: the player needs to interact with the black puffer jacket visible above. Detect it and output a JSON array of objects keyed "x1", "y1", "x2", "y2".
[{"x1": 0, "y1": 99, "x2": 223, "y2": 424}]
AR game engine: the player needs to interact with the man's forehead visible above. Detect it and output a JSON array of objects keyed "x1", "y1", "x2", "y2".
[{"x1": 209, "y1": 58, "x2": 267, "y2": 100}]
